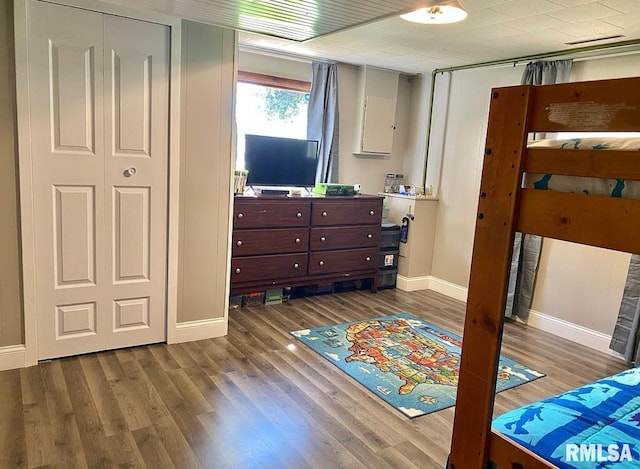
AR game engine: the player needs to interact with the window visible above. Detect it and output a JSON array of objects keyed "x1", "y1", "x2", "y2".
[{"x1": 235, "y1": 72, "x2": 311, "y2": 170}]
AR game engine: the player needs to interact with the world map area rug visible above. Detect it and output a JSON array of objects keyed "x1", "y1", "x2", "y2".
[{"x1": 290, "y1": 312, "x2": 545, "y2": 418}]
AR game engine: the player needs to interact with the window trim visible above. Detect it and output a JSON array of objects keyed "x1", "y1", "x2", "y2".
[{"x1": 237, "y1": 71, "x2": 311, "y2": 93}]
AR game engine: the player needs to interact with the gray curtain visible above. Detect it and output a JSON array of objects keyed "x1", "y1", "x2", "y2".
[
  {"x1": 520, "y1": 59, "x2": 573, "y2": 86},
  {"x1": 505, "y1": 59, "x2": 573, "y2": 321},
  {"x1": 610, "y1": 255, "x2": 640, "y2": 364},
  {"x1": 307, "y1": 62, "x2": 339, "y2": 183}
]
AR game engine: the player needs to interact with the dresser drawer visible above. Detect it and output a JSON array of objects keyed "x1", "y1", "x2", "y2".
[
  {"x1": 311, "y1": 198, "x2": 382, "y2": 226},
  {"x1": 233, "y1": 228, "x2": 308, "y2": 256},
  {"x1": 233, "y1": 200, "x2": 311, "y2": 228},
  {"x1": 310, "y1": 226, "x2": 380, "y2": 251},
  {"x1": 308, "y1": 247, "x2": 378, "y2": 275},
  {"x1": 231, "y1": 253, "x2": 308, "y2": 283}
]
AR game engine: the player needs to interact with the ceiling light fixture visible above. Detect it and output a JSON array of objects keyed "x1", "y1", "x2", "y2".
[{"x1": 400, "y1": 1, "x2": 468, "y2": 25}]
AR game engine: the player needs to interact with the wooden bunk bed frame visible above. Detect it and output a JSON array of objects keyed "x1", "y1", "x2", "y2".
[{"x1": 448, "y1": 76, "x2": 640, "y2": 469}]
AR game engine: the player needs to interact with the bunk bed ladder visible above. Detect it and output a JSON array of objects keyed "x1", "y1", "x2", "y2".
[
  {"x1": 449, "y1": 84, "x2": 535, "y2": 469},
  {"x1": 449, "y1": 77, "x2": 640, "y2": 468}
]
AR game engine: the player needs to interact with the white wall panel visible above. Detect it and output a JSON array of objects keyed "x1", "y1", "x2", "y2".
[{"x1": 177, "y1": 20, "x2": 234, "y2": 323}]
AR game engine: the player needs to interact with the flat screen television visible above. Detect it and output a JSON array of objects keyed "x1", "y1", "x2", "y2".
[{"x1": 244, "y1": 134, "x2": 319, "y2": 187}]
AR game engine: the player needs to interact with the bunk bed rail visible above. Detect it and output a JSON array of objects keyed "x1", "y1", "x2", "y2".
[
  {"x1": 525, "y1": 148, "x2": 640, "y2": 180},
  {"x1": 517, "y1": 189, "x2": 640, "y2": 255},
  {"x1": 528, "y1": 76, "x2": 640, "y2": 133},
  {"x1": 448, "y1": 76, "x2": 640, "y2": 469}
]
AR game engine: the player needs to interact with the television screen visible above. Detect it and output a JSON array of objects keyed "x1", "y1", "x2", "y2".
[{"x1": 244, "y1": 134, "x2": 319, "y2": 187}]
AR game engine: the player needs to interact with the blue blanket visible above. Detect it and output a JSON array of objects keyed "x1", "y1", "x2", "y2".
[{"x1": 493, "y1": 368, "x2": 640, "y2": 467}]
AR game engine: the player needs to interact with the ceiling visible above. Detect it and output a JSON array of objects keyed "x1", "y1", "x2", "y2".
[{"x1": 102, "y1": 0, "x2": 640, "y2": 74}]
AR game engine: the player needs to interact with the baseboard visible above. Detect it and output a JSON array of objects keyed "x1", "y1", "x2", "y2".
[
  {"x1": 528, "y1": 310, "x2": 624, "y2": 360},
  {"x1": 423, "y1": 277, "x2": 623, "y2": 359},
  {"x1": 396, "y1": 275, "x2": 430, "y2": 292},
  {"x1": 0, "y1": 345, "x2": 28, "y2": 371},
  {"x1": 173, "y1": 317, "x2": 228, "y2": 343},
  {"x1": 426, "y1": 276, "x2": 468, "y2": 303}
]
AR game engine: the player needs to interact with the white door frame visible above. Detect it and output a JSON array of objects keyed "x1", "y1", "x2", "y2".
[{"x1": 13, "y1": 0, "x2": 182, "y2": 367}]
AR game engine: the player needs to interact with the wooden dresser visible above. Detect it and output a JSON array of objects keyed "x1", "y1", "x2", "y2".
[{"x1": 231, "y1": 195, "x2": 383, "y2": 295}]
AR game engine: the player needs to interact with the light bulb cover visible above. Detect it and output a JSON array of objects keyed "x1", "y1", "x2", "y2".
[{"x1": 400, "y1": 2, "x2": 468, "y2": 24}]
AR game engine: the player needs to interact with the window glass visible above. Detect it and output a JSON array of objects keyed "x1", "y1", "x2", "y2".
[{"x1": 235, "y1": 82, "x2": 309, "y2": 170}]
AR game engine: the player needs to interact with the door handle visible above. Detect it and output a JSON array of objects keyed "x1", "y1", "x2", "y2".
[{"x1": 124, "y1": 167, "x2": 137, "y2": 177}]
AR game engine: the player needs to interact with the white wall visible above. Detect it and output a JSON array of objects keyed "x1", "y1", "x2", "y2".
[
  {"x1": 403, "y1": 73, "x2": 431, "y2": 189},
  {"x1": 428, "y1": 52, "x2": 640, "y2": 336},
  {"x1": 430, "y1": 65, "x2": 524, "y2": 287},
  {"x1": 426, "y1": 72, "x2": 451, "y2": 198},
  {"x1": 238, "y1": 49, "x2": 311, "y2": 82},
  {"x1": 529, "y1": 53, "x2": 640, "y2": 334},
  {"x1": 177, "y1": 21, "x2": 236, "y2": 324},
  {"x1": 237, "y1": 53, "x2": 417, "y2": 195},
  {"x1": 0, "y1": 0, "x2": 23, "y2": 347},
  {"x1": 337, "y1": 63, "x2": 413, "y2": 194}
]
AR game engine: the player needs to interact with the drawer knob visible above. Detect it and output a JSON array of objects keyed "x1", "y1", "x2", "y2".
[
  {"x1": 237, "y1": 213, "x2": 244, "y2": 219},
  {"x1": 320, "y1": 236, "x2": 326, "y2": 242},
  {"x1": 236, "y1": 240, "x2": 242, "y2": 247},
  {"x1": 369, "y1": 210, "x2": 375, "y2": 216},
  {"x1": 235, "y1": 268, "x2": 241, "y2": 274},
  {"x1": 295, "y1": 238, "x2": 301, "y2": 244},
  {"x1": 293, "y1": 263, "x2": 299, "y2": 269},
  {"x1": 365, "y1": 256, "x2": 371, "y2": 262},
  {"x1": 322, "y1": 211, "x2": 328, "y2": 217},
  {"x1": 319, "y1": 260, "x2": 324, "y2": 266},
  {"x1": 296, "y1": 212, "x2": 302, "y2": 218},
  {"x1": 367, "y1": 233, "x2": 373, "y2": 239}
]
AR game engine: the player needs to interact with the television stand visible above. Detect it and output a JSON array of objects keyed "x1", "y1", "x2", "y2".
[{"x1": 260, "y1": 189, "x2": 290, "y2": 196}]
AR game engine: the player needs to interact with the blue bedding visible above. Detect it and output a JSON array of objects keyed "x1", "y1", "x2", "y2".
[{"x1": 492, "y1": 367, "x2": 640, "y2": 468}]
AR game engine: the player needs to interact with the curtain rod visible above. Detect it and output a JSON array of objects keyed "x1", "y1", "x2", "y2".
[
  {"x1": 420, "y1": 38, "x2": 640, "y2": 192},
  {"x1": 431, "y1": 38, "x2": 640, "y2": 75}
]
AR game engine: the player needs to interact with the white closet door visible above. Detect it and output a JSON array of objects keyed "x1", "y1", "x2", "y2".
[
  {"x1": 28, "y1": 1, "x2": 169, "y2": 359},
  {"x1": 103, "y1": 15, "x2": 169, "y2": 349}
]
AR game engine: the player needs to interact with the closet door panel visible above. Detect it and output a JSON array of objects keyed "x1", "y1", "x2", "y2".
[
  {"x1": 103, "y1": 15, "x2": 169, "y2": 349},
  {"x1": 28, "y1": 0, "x2": 106, "y2": 359}
]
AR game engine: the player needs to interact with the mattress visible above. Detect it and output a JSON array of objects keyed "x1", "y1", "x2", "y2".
[
  {"x1": 492, "y1": 367, "x2": 640, "y2": 468},
  {"x1": 525, "y1": 137, "x2": 640, "y2": 199}
]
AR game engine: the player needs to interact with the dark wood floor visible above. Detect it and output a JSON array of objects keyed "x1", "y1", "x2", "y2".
[{"x1": 0, "y1": 289, "x2": 626, "y2": 468}]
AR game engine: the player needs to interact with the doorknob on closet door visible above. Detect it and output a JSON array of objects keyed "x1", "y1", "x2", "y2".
[{"x1": 123, "y1": 167, "x2": 137, "y2": 177}]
